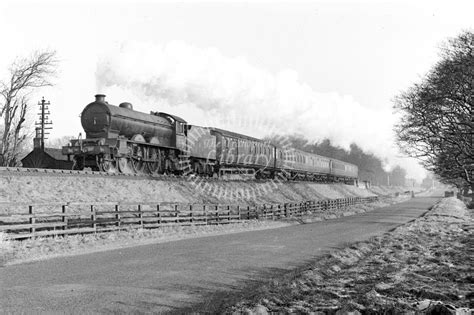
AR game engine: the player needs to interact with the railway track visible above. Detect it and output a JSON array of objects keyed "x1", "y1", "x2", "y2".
[
  {"x1": 0, "y1": 166, "x2": 350, "y2": 184},
  {"x1": 0, "y1": 166, "x2": 175, "y2": 180},
  {"x1": 0, "y1": 166, "x2": 269, "y2": 182}
]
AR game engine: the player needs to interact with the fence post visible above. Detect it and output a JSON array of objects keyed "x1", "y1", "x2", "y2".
[
  {"x1": 115, "y1": 204, "x2": 121, "y2": 228},
  {"x1": 216, "y1": 205, "x2": 220, "y2": 224},
  {"x1": 237, "y1": 205, "x2": 241, "y2": 221},
  {"x1": 175, "y1": 204, "x2": 179, "y2": 224},
  {"x1": 29, "y1": 205, "x2": 35, "y2": 237},
  {"x1": 156, "y1": 204, "x2": 161, "y2": 225},
  {"x1": 203, "y1": 205, "x2": 207, "y2": 225},
  {"x1": 91, "y1": 205, "x2": 97, "y2": 232},
  {"x1": 227, "y1": 205, "x2": 230, "y2": 223},
  {"x1": 138, "y1": 204, "x2": 143, "y2": 227},
  {"x1": 190, "y1": 204, "x2": 193, "y2": 224},
  {"x1": 62, "y1": 204, "x2": 68, "y2": 231}
]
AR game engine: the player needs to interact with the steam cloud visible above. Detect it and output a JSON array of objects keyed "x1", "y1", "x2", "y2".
[{"x1": 96, "y1": 41, "x2": 418, "y2": 177}]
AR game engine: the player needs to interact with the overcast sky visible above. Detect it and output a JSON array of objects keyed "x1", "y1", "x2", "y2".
[{"x1": 1, "y1": 0, "x2": 473, "y2": 181}]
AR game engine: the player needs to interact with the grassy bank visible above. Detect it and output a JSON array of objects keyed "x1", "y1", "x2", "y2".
[{"x1": 0, "y1": 174, "x2": 413, "y2": 216}]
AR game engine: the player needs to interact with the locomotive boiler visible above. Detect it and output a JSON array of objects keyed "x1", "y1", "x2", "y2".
[{"x1": 63, "y1": 94, "x2": 187, "y2": 174}]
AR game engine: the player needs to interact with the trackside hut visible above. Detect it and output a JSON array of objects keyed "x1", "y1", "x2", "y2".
[{"x1": 21, "y1": 147, "x2": 73, "y2": 169}]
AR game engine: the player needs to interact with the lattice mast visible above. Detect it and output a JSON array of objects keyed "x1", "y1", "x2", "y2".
[{"x1": 35, "y1": 97, "x2": 52, "y2": 150}]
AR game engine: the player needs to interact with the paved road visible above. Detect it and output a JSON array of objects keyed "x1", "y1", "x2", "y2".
[{"x1": 0, "y1": 197, "x2": 440, "y2": 313}]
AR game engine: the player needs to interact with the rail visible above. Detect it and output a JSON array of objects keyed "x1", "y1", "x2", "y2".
[{"x1": 0, "y1": 196, "x2": 380, "y2": 239}]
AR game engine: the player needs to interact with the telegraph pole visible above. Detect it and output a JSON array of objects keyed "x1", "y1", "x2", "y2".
[{"x1": 35, "y1": 97, "x2": 52, "y2": 151}]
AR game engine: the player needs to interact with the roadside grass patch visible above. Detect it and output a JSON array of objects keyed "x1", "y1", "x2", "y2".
[
  {"x1": 0, "y1": 232, "x2": 14, "y2": 266},
  {"x1": 228, "y1": 197, "x2": 473, "y2": 314},
  {"x1": 2, "y1": 220, "x2": 291, "y2": 265}
]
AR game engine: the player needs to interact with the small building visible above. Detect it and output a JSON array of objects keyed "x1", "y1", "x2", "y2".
[
  {"x1": 21, "y1": 147, "x2": 73, "y2": 169},
  {"x1": 20, "y1": 98, "x2": 73, "y2": 170}
]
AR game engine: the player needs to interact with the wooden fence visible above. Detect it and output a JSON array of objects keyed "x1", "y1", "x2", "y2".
[{"x1": 0, "y1": 196, "x2": 379, "y2": 239}]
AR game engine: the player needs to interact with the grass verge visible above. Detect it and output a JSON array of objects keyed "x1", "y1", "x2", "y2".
[{"x1": 227, "y1": 197, "x2": 473, "y2": 314}]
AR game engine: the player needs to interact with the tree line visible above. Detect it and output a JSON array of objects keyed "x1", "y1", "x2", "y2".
[{"x1": 394, "y1": 31, "x2": 473, "y2": 195}]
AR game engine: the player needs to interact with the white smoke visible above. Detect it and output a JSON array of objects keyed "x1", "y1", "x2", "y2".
[{"x1": 96, "y1": 40, "x2": 424, "y2": 179}]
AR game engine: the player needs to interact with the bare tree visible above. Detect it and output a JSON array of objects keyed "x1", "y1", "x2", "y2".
[
  {"x1": 0, "y1": 51, "x2": 57, "y2": 166},
  {"x1": 394, "y1": 31, "x2": 473, "y2": 193}
]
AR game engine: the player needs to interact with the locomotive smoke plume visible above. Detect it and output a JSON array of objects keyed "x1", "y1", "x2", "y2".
[{"x1": 95, "y1": 41, "x2": 421, "y2": 178}]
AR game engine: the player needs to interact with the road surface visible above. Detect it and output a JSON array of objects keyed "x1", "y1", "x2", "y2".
[{"x1": 0, "y1": 197, "x2": 440, "y2": 313}]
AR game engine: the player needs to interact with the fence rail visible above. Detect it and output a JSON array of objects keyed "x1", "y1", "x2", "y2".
[{"x1": 0, "y1": 196, "x2": 379, "y2": 239}]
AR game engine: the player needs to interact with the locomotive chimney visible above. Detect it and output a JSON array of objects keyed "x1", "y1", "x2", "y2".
[{"x1": 95, "y1": 94, "x2": 106, "y2": 102}]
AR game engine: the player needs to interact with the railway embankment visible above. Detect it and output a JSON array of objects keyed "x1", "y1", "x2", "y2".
[
  {"x1": 0, "y1": 173, "x2": 408, "y2": 207},
  {"x1": 0, "y1": 173, "x2": 414, "y2": 265}
]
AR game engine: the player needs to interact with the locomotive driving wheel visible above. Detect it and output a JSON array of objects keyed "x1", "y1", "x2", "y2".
[
  {"x1": 117, "y1": 157, "x2": 133, "y2": 174},
  {"x1": 146, "y1": 147, "x2": 163, "y2": 175},
  {"x1": 130, "y1": 146, "x2": 146, "y2": 175},
  {"x1": 130, "y1": 135, "x2": 147, "y2": 175},
  {"x1": 98, "y1": 155, "x2": 117, "y2": 173},
  {"x1": 131, "y1": 157, "x2": 146, "y2": 175}
]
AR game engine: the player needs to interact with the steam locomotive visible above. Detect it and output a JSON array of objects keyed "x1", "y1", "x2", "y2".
[{"x1": 62, "y1": 94, "x2": 358, "y2": 182}]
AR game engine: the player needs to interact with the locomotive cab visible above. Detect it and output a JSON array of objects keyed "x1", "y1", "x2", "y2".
[{"x1": 153, "y1": 112, "x2": 187, "y2": 151}]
